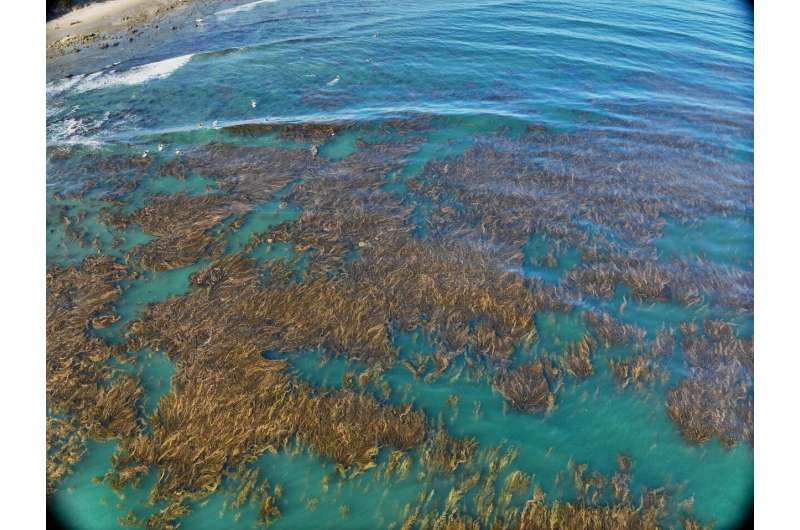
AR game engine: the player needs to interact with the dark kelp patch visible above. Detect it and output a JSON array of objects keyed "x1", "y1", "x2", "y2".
[
  {"x1": 666, "y1": 321, "x2": 753, "y2": 448},
  {"x1": 494, "y1": 359, "x2": 562, "y2": 414},
  {"x1": 46, "y1": 256, "x2": 142, "y2": 492}
]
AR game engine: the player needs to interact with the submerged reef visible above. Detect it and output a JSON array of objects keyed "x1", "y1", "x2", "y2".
[{"x1": 46, "y1": 116, "x2": 752, "y2": 528}]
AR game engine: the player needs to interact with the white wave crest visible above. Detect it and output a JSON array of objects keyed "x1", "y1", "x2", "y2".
[
  {"x1": 215, "y1": 0, "x2": 279, "y2": 17},
  {"x1": 46, "y1": 54, "x2": 194, "y2": 96},
  {"x1": 46, "y1": 112, "x2": 111, "y2": 147}
]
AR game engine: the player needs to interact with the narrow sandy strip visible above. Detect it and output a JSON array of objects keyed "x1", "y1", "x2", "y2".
[{"x1": 46, "y1": 0, "x2": 196, "y2": 48}]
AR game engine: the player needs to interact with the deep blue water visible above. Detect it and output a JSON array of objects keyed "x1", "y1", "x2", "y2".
[{"x1": 46, "y1": 1, "x2": 753, "y2": 528}]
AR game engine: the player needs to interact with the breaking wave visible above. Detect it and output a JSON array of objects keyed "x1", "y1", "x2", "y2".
[
  {"x1": 215, "y1": 0, "x2": 280, "y2": 18},
  {"x1": 46, "y1": 54, "x2": 194, "y2": 96}
]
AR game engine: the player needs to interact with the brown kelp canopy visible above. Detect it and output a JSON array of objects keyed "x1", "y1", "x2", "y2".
[
  {"x1": 121, "y1": 194, "x2": 247, "y2": 270},
  {"x1": 46, "y1": 116, "x2": 751, "y2": 527},
  {"x1": 46, "y1": 256, "x2": 143, "y2": 493},
  {"x1": 494, "y1": 359, "x2": 562, "y2": 414},
  {"x1": 667, "y1": 321, "x2": 753, "y2": 447},
  {"x1": 399, "y1": 457, "x2": 707, "y2": 530}
]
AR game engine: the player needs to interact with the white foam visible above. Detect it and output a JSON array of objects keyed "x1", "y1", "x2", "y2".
[
  {"x1": 46, "y1": 112, "x2": 111, "y2": 147},
  {"x1": 46, "y1": 75, "x2": 85, "y2": 97},
  {"x1": 46, "y1": 54, "x2": 194, "y2": 96},
  {"x1": 215, "y1": 0, "x2": 279, "y2": 17}
]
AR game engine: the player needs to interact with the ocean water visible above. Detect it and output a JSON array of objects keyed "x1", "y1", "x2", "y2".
[{"x1": 46, "y1": 1, "x2": 753, "y2": 529}]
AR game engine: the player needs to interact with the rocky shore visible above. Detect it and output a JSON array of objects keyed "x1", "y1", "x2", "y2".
[
  {"x1": 46, "y1": 0, "x2": 223, "y2": 81},
  {"x1": 46, "y1": 0, "x2": 205, "y2": 59}
]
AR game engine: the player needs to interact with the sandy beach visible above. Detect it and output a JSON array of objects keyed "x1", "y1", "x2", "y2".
[{"x1": 46, "y1": 0, "x2": 198, "y2": 53}]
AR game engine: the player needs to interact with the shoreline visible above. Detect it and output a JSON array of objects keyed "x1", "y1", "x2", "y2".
[
  {"x1": 46, "y1": 0, "x2": 219, "y2": 82},
  {"x1": 46, "y1": 0, "x2": 199, "y2": 57}
]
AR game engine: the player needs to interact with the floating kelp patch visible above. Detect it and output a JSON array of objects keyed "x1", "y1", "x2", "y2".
[
  {"x1": 160, "y1": 143, "x2": 313, "y2": 203},
  {"x1": 109, "y1": 358, "x2": 427, "y2": 505},
  {"x1": 494, "y1": 359, "x2": 562, "y2": 414},
  {"x1": 609, "y1": 329, "x2": 674, "y2": 391},
  {"x1": 99, "y1": 251, "x2": 434, "y2": 513},
  {"x1": 421, "y1": 425, "x2": 477, "y2": 474},
  {"x1": 45, "y1": 114, "x2": 752, "y2": 528},
  {"x1": 224, "y1": 121, "x2": 355, "y2": 142},
  {"x1": 399, "y1": 457, "x2": 704, "y2": 530},
  {"x1": 558, "y1": 335, "x2": 597, "y2": 380},
  {"x1": 117, "y1": 194, "x2": 247, "y2": 270},
  {"x1": 46, "y1": 256, "x2": 142, "y2": 492},
  {"x1": 584, "y1": 311, "x2": 646, "y2": 350},
  {"x1": 666, "y1": 321, "x2": 753, "y2": 448}
]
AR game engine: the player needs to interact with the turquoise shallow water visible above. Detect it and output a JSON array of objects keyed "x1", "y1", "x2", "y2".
[{"x1": 47, "y1": 1, "x2": 753, "y2": 528}]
